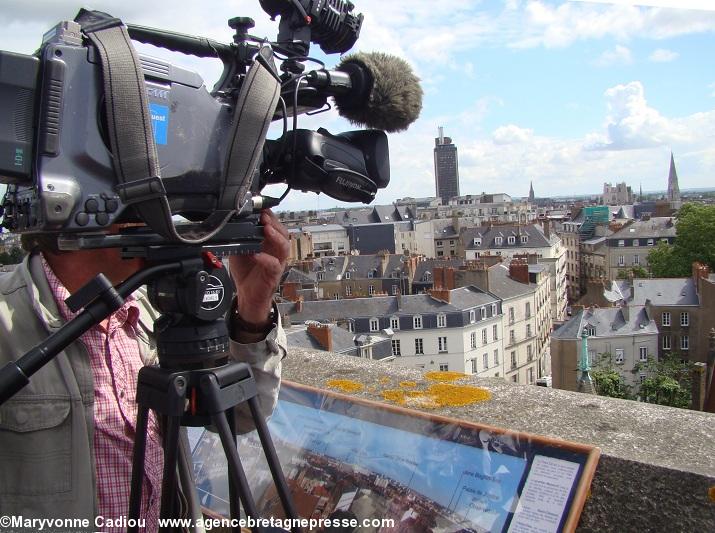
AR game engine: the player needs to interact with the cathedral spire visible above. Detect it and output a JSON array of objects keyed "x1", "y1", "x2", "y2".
[
  {"x1": 667, "y1": 152, "x2": 681, "y2": 208},
  {"x1": 528, "y1": 180, "x2": 535, "y2": 202}
]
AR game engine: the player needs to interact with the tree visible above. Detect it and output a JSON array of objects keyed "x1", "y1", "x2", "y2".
[
  {"x1": 637, "y1": 355, "x2": 693, "y2": 409},
  {"x1": 591, "y1": 353, "x2": 634, "y2": 400},
  {"x1": 648, "y1": 204, "x2": 715, "y2": 277},
  {"x1": 616, "y1": 265, "x2": 649, "y2": 280}
]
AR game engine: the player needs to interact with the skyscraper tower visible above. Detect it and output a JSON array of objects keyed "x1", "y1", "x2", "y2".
[
  {"x1": 434, "y1": 127, "x2": 459, "y2": 205},
  {"x1": 667, "y1": 152, "x2": 681, "y2": 209}
]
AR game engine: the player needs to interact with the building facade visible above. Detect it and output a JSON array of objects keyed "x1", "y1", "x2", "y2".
[{"x1": 434, "y1": 127, "x2": 459, "y2": 205}]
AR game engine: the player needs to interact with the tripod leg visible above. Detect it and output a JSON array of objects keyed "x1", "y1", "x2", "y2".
[
  {"x1": 226, "y1": 410, "x2": 242, "y2": 527},
  {"x1": 212, "y1": 410, "x2": 264, "y2": 533},
  {"x1": 248, "y1": 396, "x2": 303, "y2": 533},
  {"x1": 159, "y1": 414, "x2": 182, "y2": 527},
  {"x1": 128, "y1": 404, "x2": 150, "y2": 533}
]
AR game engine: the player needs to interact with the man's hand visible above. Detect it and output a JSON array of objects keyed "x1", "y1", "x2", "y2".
[{"x1": 228, "y1": 210, "x2": 290, "y2": 331}]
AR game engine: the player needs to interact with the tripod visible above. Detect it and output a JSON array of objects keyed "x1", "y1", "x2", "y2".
[{"x1": 0, "y1": 242, "x2": 301, "y2": 533}]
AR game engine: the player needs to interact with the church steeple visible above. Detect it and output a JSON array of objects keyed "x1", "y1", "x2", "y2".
[
  {"x1": 528, "y1": 181, "x2": 535, "y2": 202},
  {"x1": 667, "y1": 152, "x2": 681, "y2": 209}
]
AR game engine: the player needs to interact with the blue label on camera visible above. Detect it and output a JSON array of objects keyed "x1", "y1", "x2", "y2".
[{"x1": 149, "y1": 103, "x2": 169, "y2": 145}]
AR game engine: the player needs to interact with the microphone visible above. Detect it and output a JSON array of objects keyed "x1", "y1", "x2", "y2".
[{"x1": 304, "y1": 52, "x2": 423, "y2": 133}]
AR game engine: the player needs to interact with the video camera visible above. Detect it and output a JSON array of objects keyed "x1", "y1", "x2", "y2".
[{"x1": 0, "y1": 0, "x2": 422, "y2": 247}]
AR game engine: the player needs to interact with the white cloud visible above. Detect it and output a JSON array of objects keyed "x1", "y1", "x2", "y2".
[
  {"x1": 594, "y1": 45, "x2": 633, "y2": 67},
  {"x1": 492, "y1": 125, "x2": 534, "y2": 144},
  {"x1": 649, "y1": 48, "x2": 679, "y2": 62},
  {"x1": 585, "y1": 81, "x2": 692, "y2": 150}
]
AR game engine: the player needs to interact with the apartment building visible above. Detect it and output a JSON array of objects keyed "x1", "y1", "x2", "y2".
[{"x1": 605, "y1": 217, "x2": 676, "y2": 279}]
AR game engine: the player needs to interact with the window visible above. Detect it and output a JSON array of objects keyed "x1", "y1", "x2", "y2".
[
  {"x1": 663, "y1": 334, "x2": 671, "y2": 350},
  {"x1": 618, "y1": 239, "x2": 625, "y2": 247},
  {"x1": 391, "y1": 285, "x2": 399, "y2": 295},
  {"x1": 509, "y1": 330, "x2": 516, "y2": 344},
  {"x1": 521, "y1": 235, "x2": 528, "y2": 244},
  {"x1": 495, "y1": 236, "x2": 503, "y2": 245},
  {"x1": 437, "y1": 313, "x2": 447, "y2": 328},
  {"x1": 527, "y1": 345, "x2": 533, "y2": 361},
  {"x1": 618, "y1": 255, "x2": 625, "y2": 266},
  {"x1": 368, "y1": 285, "x2": 375, "y2": 295},
  {"x1": 681, "y1": 335, "x2": 689, "y2": 350},
  {"x1": 344, "y1": 271, "x2": 351, "y2": 279},
  {"x1": 369, "y1": 318, "x2": 379, "y2": 332},
  {"x1": 512, "y1": 374, "x2": 518, "y2": 383},
  {"x1": 473, "y1": 238, "x2": 482, "y2": 246},
  {"x1": 345, "y1": 285, "x2": 352, "y2": 296},
  {"x1": 647, "y1": 239, "x2": 654, "y2": 246},
  {"x1": 413, "y1": 315, "x2": 423, "y2": 329},
  {"x1": 491, "y1": 303, "x2": 497, "y2": 316},
  {"x1": 639, "y1": 346, "x2": 648, "y2": 362},
  {"x1": 470, "y1": 332, "x2": 477, "y2": 349},
  {"x1": 511, "y1": 351, "x2": 517, "y2": 369},
  {"x1": 615, "y1": 348, "x2": 624, "y2": 364},
  {"x1": 509, "y1": 307, "x2": 515, "y2": 324},
  {"x1": 585, "y1": 325, "x2": 596, "y2": 336},
  {"x1": 492, "y1": 324, "x2": 498, "y2": 340},
  {"x1": 482, "y1": 329, "x2": 488, "y2": 345},
  {"x1": 527, "y1": 367, "x2": 534, "y2": 384},
  {"x1": 494, "y1": 349, "x2": 499, "y2": 366},
  {"x1": 317, "y1": 272, "x2": 325, "y2": 281},
  {"x1": 415, "y1": 338, "x2": 424, "y2": 355},
  {"x1": 390, "y1": 316, "x2": 400, "y2": 330},
  {"x1": 526, "y1": 324, "x2": 532, "y2": 337},
  {"x1": 471, "y1": 359, "x2": 478, "y2": 373},
  {"x1": 436, "y1": 240, "x2": 443, "y2": 247},
  {"x1": 367, "y1": 271, "x2": 374, "y2": 279},
  {"x1": 525, "y1": 302, "x2": 531, "y2": 318},
  {"x1": 508, "y1": 236, "x2": 516, "y2": 245},
  {"x1": 469, "y1": 310, "x2": 476, "y2": 323},
  {"x1": 680, "y1": 312, "x2": 689, "y2": 327},
  {"x1": 347, "y1": 321, "x2": 355, "y2": 333},
  {"x1": 633, "y1": 239, "x2": 639, "y2": 247},
  {"x1": 438, "y1": 336, "x2": 448, "y2": 353},
  {"x1": 391, "y1": 339, "x2": 401, "y2": 356},
  {"x1": 439, "y1": 363, "x2": 449, "y2": 371},
  {"x1": 483, "y1": 353, "x2": 489, "y2": 369},
  {"x1": 633, "y1": 255, "x2": 640, "y2": 266},
  {"x1": 662, "y1": 312, "x2": 671, "y2": 326},
  {"x1": 480, "y1": 307, "x2": 486, "y2": 319}
]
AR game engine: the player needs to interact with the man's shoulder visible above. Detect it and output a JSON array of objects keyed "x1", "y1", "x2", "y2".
[{"x1": 0, "y1": 260, "x2": 28, "y2": 296}]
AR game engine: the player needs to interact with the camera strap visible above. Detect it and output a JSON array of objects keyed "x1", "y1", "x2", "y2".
[{"x1": 75, "y1": 9, "x2": 281, "y2": 244}]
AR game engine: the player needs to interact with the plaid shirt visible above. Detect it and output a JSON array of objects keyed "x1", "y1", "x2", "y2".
[{"x1": 42, "y1": 258, "x2": 163, "y2": 532}]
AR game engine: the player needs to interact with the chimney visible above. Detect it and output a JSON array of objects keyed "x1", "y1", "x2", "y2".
[
  {"x1": 307, "y1": 322, "x2": 333, "y2": 352},
  {"x1": 282, "y1": 282, "x2": 300, "y2": 302},
  {"x1": 429, "y1": 288, "x2": 451, "y2": 303},
  {"x1": 434, "y1": 266, "x2": 445, "y2": 289},
  {"x1": 508, "y1": 260, "x2": 529, "y2": 285},
  {"x1": 296, "y1": 297, "x2": 304, "y2": 313},
  {"x1": 543, "y1": 219, "x2": 550, "y2": 239}
]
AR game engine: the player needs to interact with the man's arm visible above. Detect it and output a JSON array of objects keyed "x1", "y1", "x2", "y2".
[{"x1": 226, "y1": 210, "x2": 290, "y2": 428}]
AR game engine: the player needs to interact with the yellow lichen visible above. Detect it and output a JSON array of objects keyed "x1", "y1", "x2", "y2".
[
  {"x1": 424, "y1": 371, "x2": 466, "y2": 382},
  {"x1": 381, "y1": 383, "x2": 491, "y2": 409},
  {"x1": 399, "y1": 381, "x2": 417, "y2": 388},
  {"x1": 326, "y1": 379, "x2": 364, "y2": 393},
  {"x1": 379, "y1": 376, "x2": 391, "y2": 384}
]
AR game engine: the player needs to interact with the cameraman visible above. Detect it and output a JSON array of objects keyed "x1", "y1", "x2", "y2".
[{"x1": 0, "y1": 209, "x2": 290, "y2": 532}]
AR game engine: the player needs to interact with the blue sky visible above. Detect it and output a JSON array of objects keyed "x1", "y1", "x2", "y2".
[{"x1": 2, "y1": 1, "x2": 714, "y2": 213}]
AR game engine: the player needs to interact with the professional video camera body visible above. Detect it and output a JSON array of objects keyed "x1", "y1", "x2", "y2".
[{"x1": 0, "y1": 0, "x2": 422, "y2": 248}]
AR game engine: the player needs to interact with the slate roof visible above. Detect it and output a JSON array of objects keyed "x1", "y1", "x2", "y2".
[
  {"x1": 609, "y1": 217, "x2": 676, "y2": 239},
  {"x1": 487, "y1": 263, "x2": 535, "y2": 300},
  {"x1": 630, "y1": 278, "x2": 699, "y2": 306},
  {"x1": 552, "y1": 306, "x2": 657, "y2": 340},
  {"x1": 603, "y1": 280, "x2": 632, "y2": 303},
  {"x1": 413, "y1": 258, "x2": 465, "y2": 283},
  {"x1": 278, "y1": 286, "x2": 500, "y2": 323},
  {"x1": 285, "y1": 324, "x2": 358, "y2": 354},
  {"x1": 462, "y1": 224, "x2": 552, "y2": 250}
]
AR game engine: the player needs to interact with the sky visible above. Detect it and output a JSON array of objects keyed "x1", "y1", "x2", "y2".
[{"x1": 1, "y1": 0, "x2": 714, "y2": 213}]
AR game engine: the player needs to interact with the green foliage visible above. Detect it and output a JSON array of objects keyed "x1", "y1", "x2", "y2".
[
  {"x1": 0, "y1": 247, "x2": 24, "y2": 265},
  {"x1": 637, "y1": 355, "x2": 693, "y2": 409},
  {"x1": 648, "y1": 203, "x2": 715, "y2": 277},
  {"x1": 616, "y1": 265, "x2": 649, "y2": 280},
  {"x1": 591, "y1": 353, "x2": 634, "y2": 400}
]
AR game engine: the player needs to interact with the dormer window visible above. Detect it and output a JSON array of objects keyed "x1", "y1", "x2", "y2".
[
  {"x1": 508, "y1": 236, "x2": 516, "y2": 245},
  {"x1": 473, "y1": 238, "x2": 482, "y2": 246},
  {"x1": 585, "y1": 325, "x2": 596, "y2": 336},
  {"x1": 437, "y1": 313, "x2": 447, "y2": 328},
  {"x1": 317, "y1": 272, "x2": 324, "y2": 281},
  {"x1": 367, "y1": 271, "x2": 374, "y2": 279},
  {"x1": 495, "y1": 237, "x2": 503, "y2": 246},
  {"x1": 480, "y1": 307, "x2": 486, "y2": 319},
  {"x1": 423, "y1": 271, "x2": 432, "y2": 282},
  {"x1": 344, "y1": 271, "x2": 351, "y2": 279},
  {"x1": 521, "y1": 235, "x2": 528, "y2": 244}
]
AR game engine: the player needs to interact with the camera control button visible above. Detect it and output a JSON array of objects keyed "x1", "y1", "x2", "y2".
[
  {"x1": 85, "y1": 198, "x2": 99, "y2": 213},
  {"x1": 105, "y1": 199, "x2": 119, "y2": 213},
  {"x1": 75, "y1": 212, "x2": 90, "y2": 226},
  {"x1": 95, "y1": 212, "x2": 110, "y2": 226}
]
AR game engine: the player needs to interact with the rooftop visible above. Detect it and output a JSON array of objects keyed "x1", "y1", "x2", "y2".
[{"x1": 630, "y1": 278, "x2": 700, "y2": 307}]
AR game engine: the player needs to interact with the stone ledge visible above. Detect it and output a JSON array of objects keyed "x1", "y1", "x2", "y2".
[{"x1": 282, "y1": 349, "x2": 715, "y2": 532}]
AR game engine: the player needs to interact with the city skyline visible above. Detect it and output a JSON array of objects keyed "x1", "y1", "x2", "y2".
[{"x1": 1, "y1": 1, "x2": 714, "y2": 213}]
